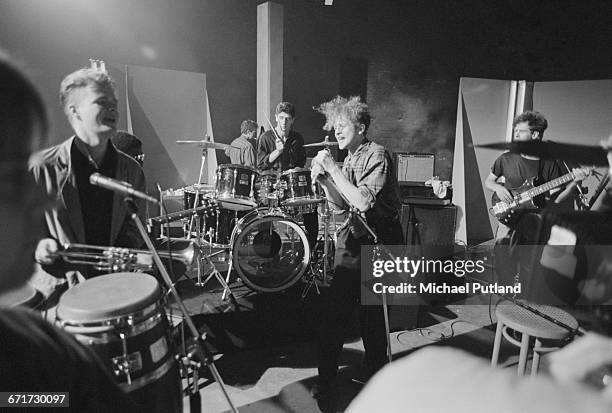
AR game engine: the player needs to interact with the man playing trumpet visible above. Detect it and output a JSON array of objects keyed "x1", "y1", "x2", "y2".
[{"x1": 30, "y1": 67, "x2": 146, "y2": 304}]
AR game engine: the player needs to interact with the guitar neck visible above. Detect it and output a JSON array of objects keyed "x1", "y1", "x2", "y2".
[{"x1": 523, "y1": 172, "x2": 574, "y2": 198}]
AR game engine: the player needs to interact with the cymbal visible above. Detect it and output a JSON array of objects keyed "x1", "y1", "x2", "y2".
[
  {"x1": 176, "y1": 140, "x2": 238, "y2": 150},
  {"x1": 304, "y1": 140, "x2": 339, "y2": 148},
  {"x1": 473, "y1": 140, "x2": 608, "y2": 166},
  {"x1": 189, "y1": 183, "x2": 215, "y2": 191}
]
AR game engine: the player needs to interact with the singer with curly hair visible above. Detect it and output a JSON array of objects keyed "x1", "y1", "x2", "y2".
[{"x1": 310, "y1": 95, "x2": 404, "y2": 398}]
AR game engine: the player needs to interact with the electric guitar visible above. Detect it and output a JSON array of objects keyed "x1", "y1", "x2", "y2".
[{"x1": 490, "y1": 167, "x2": 594, "y2": 223}]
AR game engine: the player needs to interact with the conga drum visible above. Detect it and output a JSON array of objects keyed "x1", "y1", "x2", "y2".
[{"x1": 56, "y1": 273, "x2": 182, "y2": 413}]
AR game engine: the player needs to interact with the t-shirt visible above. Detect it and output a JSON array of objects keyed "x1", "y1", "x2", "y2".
[
  {"x1": 491, "y1": 152, "x2": 564, "y2": 190},
  {"x1": 0, "y1": 307, "x2": 142, "y2": 413}
]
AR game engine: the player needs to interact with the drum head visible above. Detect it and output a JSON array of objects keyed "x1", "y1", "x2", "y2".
[
  {"x1": 232, "y1": 213, "x2": 310, "y2": 292},
  {"x1": 57, "y1": 273, "x2": 161, "y2": 323}
]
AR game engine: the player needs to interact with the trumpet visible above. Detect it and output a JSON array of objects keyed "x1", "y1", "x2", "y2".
[{"x1": 55, "y1": 241, "x2": 199, "y2": 272}]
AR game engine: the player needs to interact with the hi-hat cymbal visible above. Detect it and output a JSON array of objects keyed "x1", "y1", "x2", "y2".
[
  {"x1": 304, "y1": 140, "x2": 339, "y2": 148},
  {"x1": 176, "y1": 140, "x2": 238, "y2": 150},
  {"x1": 473, "y1": 140, "x2": 608, "y2": 166}
]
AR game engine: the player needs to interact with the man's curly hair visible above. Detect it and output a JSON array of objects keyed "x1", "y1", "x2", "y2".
[
  {"x1": 315, "y1": 95, "x2": 371, "y2": 133},
  {"x1": 513, "y1": 111, "x2": 548, "y2": 138}
]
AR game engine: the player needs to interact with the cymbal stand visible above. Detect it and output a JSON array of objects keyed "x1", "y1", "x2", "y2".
[
  {"x1": 188, "y1": 147, "x2": 210, "y2": 237},
  {"x1": 184, "y1": 144, "x2": 236, "y2": 301},
  {"x1": 303, "y1": 141, "x2": 337, "y2": 296},
  {"x1": 124, "y1": 198, "x2": 238, "y2": 413}
]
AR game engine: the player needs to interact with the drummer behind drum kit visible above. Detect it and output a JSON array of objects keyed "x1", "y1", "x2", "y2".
[{"x1": 147, "y1": 137, "x2": 342, "y2": 296}]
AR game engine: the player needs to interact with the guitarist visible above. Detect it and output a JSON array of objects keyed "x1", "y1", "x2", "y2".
[
  {"x1": 484, "y1": 111, "x2": 588, "y2": 296},
  {"x1": 485, "y1": 111, "x2": 587, "y2": 235}
]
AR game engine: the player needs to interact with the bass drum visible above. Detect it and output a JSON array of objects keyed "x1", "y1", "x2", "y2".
[{"x1": 230, "y1": 208, "x2": 310, "y2": 292}]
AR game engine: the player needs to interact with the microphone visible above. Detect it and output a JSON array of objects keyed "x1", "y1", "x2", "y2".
[
  {"x1": 90, "y1": 173, "x2": 158, "y2": 204},
  {"x1": 312, "y1": 170, "x2": 328, "y2": 193}
]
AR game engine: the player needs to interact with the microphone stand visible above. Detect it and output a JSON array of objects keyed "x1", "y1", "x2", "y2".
[
  {"x1": 349, "y1": 208, "x2": 395, "y2": 363},
  {"x1": 124, "y1": 198, "x2": 239, "y2": 413}
]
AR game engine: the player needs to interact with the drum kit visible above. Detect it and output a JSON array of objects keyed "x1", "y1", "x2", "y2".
[{"x1": 147, "y1": 136, "x2": 343, "y2": 297}]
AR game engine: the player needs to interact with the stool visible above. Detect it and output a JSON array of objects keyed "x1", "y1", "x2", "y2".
[{"x1": 491, "y1": 301, "x2": 578, "y2": 376}]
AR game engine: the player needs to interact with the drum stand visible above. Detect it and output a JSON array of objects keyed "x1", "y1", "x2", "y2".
[
  {"x1": 187, "y1": 148, "x2": 210, "y2": 236},
  {"x1": 191, "y1": 214, "x2": 237, "y2": 303},
  {"x1": 197, "y1": 249, "x2": 237, "y2": 304},
  {"x1": 124, "y1": 198, "x2": 239, "y2": 413},
  {"x1": 302, "y1": 199, "x2": 334, "y2": 298},
  {"x1": 184, "y1": 149, "x2": 237, "y2": 302}
]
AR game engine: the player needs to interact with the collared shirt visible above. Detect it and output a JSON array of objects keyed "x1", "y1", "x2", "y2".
[
  {"x1": 342, "y1": 139, "x2": 401, "y2": 224},
  {"x1": 71, "y1": 140, "x2": 117, "y2": 246},
  {"x1": 257, "y1": 129, "x2": 306, "y2": 172},
  {"x1": 225, "y1": 134, "x2": 257, "y2": 167}
]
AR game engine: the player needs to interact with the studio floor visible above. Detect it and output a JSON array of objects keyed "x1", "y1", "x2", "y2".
[{"x1": 166, "y1": 275, "x2": 599, "y2": 413}]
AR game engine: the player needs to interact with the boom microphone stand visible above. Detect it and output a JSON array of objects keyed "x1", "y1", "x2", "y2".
[{"x1": 124, "y1": 198, "x2": 239, "y2": 413}]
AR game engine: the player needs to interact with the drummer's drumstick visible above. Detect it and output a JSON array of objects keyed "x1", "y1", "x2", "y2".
[{"x1": 263, "y1": 112, "x2": 283, "y2": 142}]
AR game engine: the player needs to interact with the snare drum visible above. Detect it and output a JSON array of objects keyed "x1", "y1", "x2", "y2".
[
  {"x1": 214, "y1": 164, "x2": 259, "y2": 210},
  {"x1": 57, "y1": 273, "x2": 181, "y2": 413},
  {"x1": 279, "y1": 167, "x2": 323, "y2": 206}
]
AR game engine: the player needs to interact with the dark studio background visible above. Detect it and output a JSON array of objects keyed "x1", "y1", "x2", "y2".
[{"x1": 1, "y1": 0, "x2": 611, "y2": 180}]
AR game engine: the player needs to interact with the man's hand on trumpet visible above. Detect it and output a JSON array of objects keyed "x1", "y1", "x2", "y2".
[{"x1": 35, "y1": 238, "x2": 60, "y2": 265}]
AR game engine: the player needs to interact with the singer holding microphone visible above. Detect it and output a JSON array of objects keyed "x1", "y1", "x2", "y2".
[
  {"x1": 310, "y1": 96, "x2": 404, "y2": 398},
  {"x1": 29, "y1": 67, "x2": 146, "y2": 309}
]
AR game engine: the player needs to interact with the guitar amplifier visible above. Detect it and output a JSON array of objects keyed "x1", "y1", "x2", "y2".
[{"x1": 395, "y1": 153, "x2": 435, "y2": 186}]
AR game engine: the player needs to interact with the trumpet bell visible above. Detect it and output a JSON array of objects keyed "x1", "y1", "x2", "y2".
[
  {"x1": 154, "y1": 238, "x2": 199, "y2": 280},
  {"x1": 58, "y1": 239, "x2": 199, "y2": 275}
]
